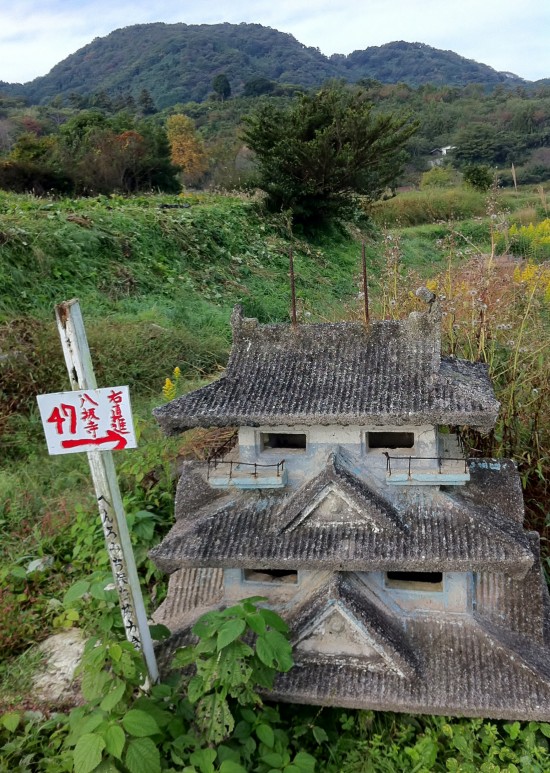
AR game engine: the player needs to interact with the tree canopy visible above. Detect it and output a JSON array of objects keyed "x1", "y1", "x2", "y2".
[{"x1": 243, "y1": 85, "x2": 418, "y2": 224}]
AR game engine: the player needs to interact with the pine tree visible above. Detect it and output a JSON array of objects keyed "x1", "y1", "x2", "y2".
[
  {"x1": 138, "y1": 88, "x2": 156, "y2": 115},
  {"x1": 243, "y1": 85, "x2": 418, "y2": 224}
]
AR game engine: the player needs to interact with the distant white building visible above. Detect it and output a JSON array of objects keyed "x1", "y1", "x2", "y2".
[{"x1": 429, "y1": 145, "x2": 456, "y2": 167}]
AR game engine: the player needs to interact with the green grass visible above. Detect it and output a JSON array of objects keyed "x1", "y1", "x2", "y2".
[{"x1": 371, "y1": 184, "x2": 547, "y2": 227}]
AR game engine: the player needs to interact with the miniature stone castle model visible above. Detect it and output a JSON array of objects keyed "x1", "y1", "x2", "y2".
[{"x1": 151, "y1": 299, "x2": 550, "y2": 720}]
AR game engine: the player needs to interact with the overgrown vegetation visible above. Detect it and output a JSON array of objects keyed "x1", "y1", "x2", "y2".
[
  {"x1": 2, "y1": 64, "x2": 550, "y2": 197},
  {"x1": 1, "y1": 185, "x2": 550, "y2": 769},
  {"x1": 243, "y1": 85, "x2": 417, "y2": 225}
]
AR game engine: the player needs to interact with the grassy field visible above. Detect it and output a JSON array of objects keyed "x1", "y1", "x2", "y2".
[{"x1": 1, "y1": 186, "x2": 550, "y2": 771}]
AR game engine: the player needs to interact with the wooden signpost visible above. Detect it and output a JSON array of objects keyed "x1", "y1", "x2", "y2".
[{"x1": 37, "y1": 299, "x2": 158, "y2": 685}]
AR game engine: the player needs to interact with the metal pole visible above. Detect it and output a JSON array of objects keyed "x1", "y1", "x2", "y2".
[
  {"x1": 362, "y1": 242, "x2": 369, "y2": 325},
  {"x1": 55, "y1": 299, "x2": 158, "y2": 685},
  {"x1": 289, "y1": 248, "x2": 297, "y2": 325}
]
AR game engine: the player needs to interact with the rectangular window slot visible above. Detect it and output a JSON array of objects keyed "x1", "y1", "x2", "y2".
[
  {"x1": 260, "y1": 432, "x2": 306, "y2": 451},
  {"x1": 385, "y1": 571, "x2": 443, "y2": 591},
  {"x1": 243, "y1": 569, "x2": 298, "y2": 585},
  {"x1": 368, "y1": 431, "x2": 414, "y2": 449}
]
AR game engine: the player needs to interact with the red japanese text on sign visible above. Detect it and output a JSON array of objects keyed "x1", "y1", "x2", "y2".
[{"x1": 37, "y1": 386, "x2": 137, "y2": 456}]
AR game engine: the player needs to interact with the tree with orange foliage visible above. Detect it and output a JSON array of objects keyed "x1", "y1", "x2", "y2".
[{"x1": 166, "y1": 114, "x2": 208, "y2": 186}]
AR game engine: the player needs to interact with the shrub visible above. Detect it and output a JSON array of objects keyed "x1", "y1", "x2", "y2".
[
  {"x1": 463, "y1": 164, "x2": 494, "y2": 192},
  {"x1": 419, "y1": 167, "x2": 456, "y2": 188},
  {"x1": 243, "y1": 85, "x2": 417, "y2": 225},
  {"x1": 0, "y1": 160, "x2": 72, "y2": 195}
]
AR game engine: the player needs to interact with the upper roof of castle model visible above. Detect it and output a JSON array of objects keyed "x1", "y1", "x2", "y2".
[{"x1": 154, "y1": 303, "x2": 499, "y2": 434}]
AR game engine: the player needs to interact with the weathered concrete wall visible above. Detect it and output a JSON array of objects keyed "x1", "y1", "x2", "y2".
[{"x1": 237, "y1": 423, "x2": 437, "y2": 490}]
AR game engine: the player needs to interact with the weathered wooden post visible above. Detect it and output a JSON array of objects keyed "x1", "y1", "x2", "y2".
[{"x1": 51, "y1": 299, "x2": 158, "y2": 684}]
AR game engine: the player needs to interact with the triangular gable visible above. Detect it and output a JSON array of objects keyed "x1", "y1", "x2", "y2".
[
  {"x1": 277, "y1": 450, "x2": 403, "y2": 535},
  {"x1": 293, "y1": 600, "x2": 406, "y2": 674},
  {"x1": 285, "y1": 483, "x2": 383, "y2": 532},
  {"x1": 289, "y1": 573, "x2": 418, "y2": 679}
]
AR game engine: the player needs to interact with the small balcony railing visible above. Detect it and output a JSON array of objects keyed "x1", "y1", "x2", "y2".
[
  {"x1": 206, "y1": 458, "x2": 287, "y2": 489},
  {"x1": 383, "y1": 451, "x2": 470, "y2": 485}
]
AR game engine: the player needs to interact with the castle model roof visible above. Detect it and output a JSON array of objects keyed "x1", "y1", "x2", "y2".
[{"x1": 154, "y1": 305, "x2": 499, "y2": 434}]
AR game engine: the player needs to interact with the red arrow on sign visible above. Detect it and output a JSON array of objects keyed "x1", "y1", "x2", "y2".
[{"x1": 61, "y1": 429, "x2": 128, "y2": 450}]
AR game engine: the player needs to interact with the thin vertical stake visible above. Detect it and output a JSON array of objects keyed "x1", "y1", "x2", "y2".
[
  {"x1": 289, "y1": 248, "x2": 297, "y2": 325},
  {"x1": 362, "y1": 242, "x2": 370, "y2": 325},
  {"x1": 54, "y1": 299, "x2": 158, "y2": 685}
]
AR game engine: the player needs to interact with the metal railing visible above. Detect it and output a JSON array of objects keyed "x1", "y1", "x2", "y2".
[
  {"x1": 383, "y1": 452, "x2": 469, "y2": 478},
  {"x1": 207, "y1": 458, "x2": 285, "y2": 480}
]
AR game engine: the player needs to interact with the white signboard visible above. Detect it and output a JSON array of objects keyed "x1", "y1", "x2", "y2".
[{"x1": 37, "y1": 386, "x2": 137, "y2": 455}]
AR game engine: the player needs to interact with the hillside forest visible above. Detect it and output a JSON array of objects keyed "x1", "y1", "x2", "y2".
[{"x1": 1, "y1": 71, "x2": 550, "y2": 196}]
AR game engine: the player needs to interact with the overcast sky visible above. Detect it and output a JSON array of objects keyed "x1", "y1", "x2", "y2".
[{"x1": 1, "y1": 0, "x2": 549, "y2": 85}]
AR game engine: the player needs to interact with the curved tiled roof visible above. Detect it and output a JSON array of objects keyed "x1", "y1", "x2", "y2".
[{"x1": 154, "y1": 306, "x2": 499, "y2": 434}]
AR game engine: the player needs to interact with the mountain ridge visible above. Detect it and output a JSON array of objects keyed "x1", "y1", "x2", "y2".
[{"x1": 0, "y1": 23, "x2": 528, "y2": 108}]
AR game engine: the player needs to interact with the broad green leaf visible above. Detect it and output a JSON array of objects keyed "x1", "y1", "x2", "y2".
[
  {"x1": 10, "y1": 566, "x2": 28, "y2": 581},
  {"x1": 196, "y1": 693, "x2": 235, "y2": 744},
  {"x1": 504, "y1": 721, "x2": 521, "y2": 740},
  {"x1": 233, "y1": 720, "x2": 252, "y2": 740},
  {"x1": 240, "y1": 709, "x2": 257, "y2": 723},
  {"x1": 262, "y1": 751, "x2": 284, "y2": 768},
  {"x1": 149, "y1": 623, "x2": 171, "y2": 641},
  {"x1": 190, "y1": 748, "x2": 216, "y2": 772},
  {"x1": 217, "y1": 618, "x2": 246, "y2": 650},
  {"x1": 121, "y1": 709, "x2": 160, "y2": 737},
  {"x1": 245, "y1": 612, "x2": 266, "y2": 634},
  {"x1": 264, "y1": 630, "x2": 293, "y2": 671},
  {"x1": 68, "y1": 710, "x2": 105, "y2": 744},
  {"x1": 172, "y1": 646, "x2": 196, "y2": 669},
  {"x1": 242, "y1": 596, "x2": 268, "y2": 605},
  {"x1": 132, "y1": 696, "x2": 172, "y2": 728},
  {"x1": 219, "y1": 761, "x2": 247, "y2": 773},
  {"x1": 539, "y1": 723, "x2": 550, "y2": 737},
  {"x1": 256, "y1": 723, "x2": 275, "y2": 748},
  {"x1": 217, "y1": 744, "x2": 242, "y2": 764},
  {"x1": 108, "y1": 643, "x2": 122, "y2": 662},
  {"x1": 94, "y1": 762, "x2": 119, "y2": 773},
  {"x1": 100, "y1": 679, "x2": 126, "y2": 711},
  {"x1": 259, "y1": 608, "x2": 289, "y2": 633},
  {"x1": 293, "y1": 751, "x2": 316, "y2": 772},
  {"x1": 192, "y1": 612, "x2": 222, "y2": 639},
  {"x1": 124, "y1": 737, "x2": 161, "y2": 773},
  {"x1": 312, "y1": 725, "x2": 328, "y2": 744},
  {"x1": 63, "y1": 580, "x2": 90, "y2": 606},
  {"x1": 102, "y1": 724, "x2": 126, "y2": 760},
  {"x1": 119, "y1": 651, "x2": 136, "y2": 679},
  {"x1": 73, "y1": 732, "x2": 106, "y2": 773},
  {"x1": 82, "y1": 669, "x2": 110, "y2": 702},
  {"x1": 217, "y1": 648, "x2": 253, "y2": 690},
  {"x1": 1, "y1": 712, "x2": 20, "y2": 732},
  {"x1": 187, "y1": 674, "x2": 206, "y2": 703},
  {"x1": 256, "y1": 635, "x2": 276, "y2": 668}
]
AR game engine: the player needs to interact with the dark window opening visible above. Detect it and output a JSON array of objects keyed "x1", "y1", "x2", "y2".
[
  {"x1": 368, "y1": 431, "x2": 414, "y2": 449},
  {"x1": 261, "y1": 432, "x2": 306, "y2": 451},
  {"x1": 385, "y1": 571, "x2": 443, "y2": 591},
  {"x1": 243, "y1": 569, "x2": 298, "y2": 585}
]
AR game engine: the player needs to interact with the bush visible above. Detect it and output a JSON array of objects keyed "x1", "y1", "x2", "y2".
[
  {"x1": 419, "y1": 167, "x2": 456, "y2": 188},
  {"x1": 243, "y1": 84, "x2": 417, "y2": 225},
  {"x1": 0, "y1": 160, "x2": 72, "y2": 195},
  {"x1": 463, "y1": 164, "x2": 494, "y2": 191}
]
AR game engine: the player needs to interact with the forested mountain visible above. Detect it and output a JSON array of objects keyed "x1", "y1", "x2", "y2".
[{"x1": 0, "y1": 23, "x2": 527, "y2": 108}]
